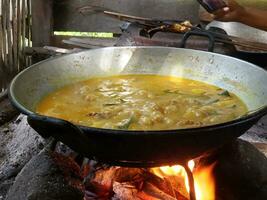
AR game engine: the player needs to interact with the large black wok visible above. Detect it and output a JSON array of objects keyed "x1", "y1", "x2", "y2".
[{"x1": 9, "y1": 47, "x2": 267, "y2": 167}]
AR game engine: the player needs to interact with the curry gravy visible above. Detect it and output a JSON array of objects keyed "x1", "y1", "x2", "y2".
[{"x1": 36, "y1": 75, "x2": 248, "y2": 130}]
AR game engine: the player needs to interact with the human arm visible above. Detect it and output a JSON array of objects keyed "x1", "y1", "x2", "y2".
[{"x1": 213, "y1": 0, "x2": 267, "y2": 31}]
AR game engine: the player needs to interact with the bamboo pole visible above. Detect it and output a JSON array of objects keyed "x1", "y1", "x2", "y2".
[
  {"x1": 1, "y1": 0, "x2": 8, "y2": 90},
  {"x1": 0, "y1": 0, "x2": 32, "y2": 92},
  {"x1": 27, "y1": 0, "x2": 31, "y2": 47},
  {"x1": 2, "y1": 0, "x2": 8, "y2": 71},
  {"x1": 12, "y1": 0, "x2": 18, "y2": 73},
  {"x1": 0, "y1": 1, "x2": 4, "y2": 90},
  {"x1": 0, "y1": 15, "x2": 6, "y2": 89},
  {"x1": 21, "y1": 0, "x2": 25, "y2": 68},
  {"x1": 26, "y1": 0, "x2": 31, "y2": 67},
  {"x1": 17, "y1": 0, "x2": 21, "y2": 71},
  {"x1": 6, "y1": 0, "x2": 14, "y2": 77}
]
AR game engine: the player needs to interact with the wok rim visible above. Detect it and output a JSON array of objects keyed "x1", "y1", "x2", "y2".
[{"x1": 9, "y1": 46, "x2": 267, "y2": 136}]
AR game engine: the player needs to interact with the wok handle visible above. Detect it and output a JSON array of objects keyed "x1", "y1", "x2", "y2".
[
  {"x1": 180, "y1": 30, "x2": 215, "y2": 52},
  {"x1": 27, "y1": 114, "x2": 89, "y2": 154}
]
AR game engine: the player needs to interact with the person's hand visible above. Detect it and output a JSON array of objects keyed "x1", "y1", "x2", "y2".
[{"x1": 213, "y1": 0, "x2": 245, "y2": 22}]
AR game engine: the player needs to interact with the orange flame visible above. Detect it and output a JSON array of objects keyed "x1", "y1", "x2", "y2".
[
  {"x1": 194, "y1": 162, "x2": 216, "y2": 200},
  {"x1": 152, "y1": 160, "x2": 216, "y2": 200}
]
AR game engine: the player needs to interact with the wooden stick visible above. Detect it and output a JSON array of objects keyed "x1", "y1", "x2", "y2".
[
  {"x1": 27, "y1": 0, "x2": 31, "y2": 48},
  {"x1": 62, "y1": 39, "x2": 100, "y2": 49},
  {"x1": 0, "y1": 1, "x2": 7, "y2": 89},
  {"x1": 17, "y1": 0, "x2": 22, "y2": 71},
  {"x1": 62, "y1": 37, "x2": 117, "y2": 49},
  {"x1": 215, "y1": 38, "x2": 267, "y2": 52},
  {"x1": 2, "y1": 0, "x2": 8, "y2": 71},
  {"x1": 0, "y1": 66, "x2": 4, "y2": 92},
  {"x1": 0, "y1": 3, "x2": 3, "y2": 65},
  {"x1": 104, "y1": 10, "x2": 153, "y2": 23},
  {"x1": 0, "y1": 15, "x2": 6, "y2": 83},
  {"x1": 201, "y1": 28, "x2": 267, "y2": 52},
  {"x1": 6, "y1": 0, "x2": 14, "y2": 76},
  {"x1": 12, "y1": 0, "x2": 18, "y2": 74},
  {"x1": 21, "y1": 0, "x2": 26, "y2": 68},
  {"x1": 26, "y1": 0, "x2": 32, "y2": 67}
]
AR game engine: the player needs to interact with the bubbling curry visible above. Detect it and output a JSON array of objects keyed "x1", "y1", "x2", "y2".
[{"x1": 36, "y1": 75, "x2": 248, "y2": 130}]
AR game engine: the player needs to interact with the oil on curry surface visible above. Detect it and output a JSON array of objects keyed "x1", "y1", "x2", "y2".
[{"x1": 37, "y1": 75, "x2": 247, "y2": 130}]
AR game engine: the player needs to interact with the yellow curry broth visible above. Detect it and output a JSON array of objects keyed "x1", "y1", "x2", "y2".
[{"x1": 36, "y1": 75, "x2": 247, "y2": 130}]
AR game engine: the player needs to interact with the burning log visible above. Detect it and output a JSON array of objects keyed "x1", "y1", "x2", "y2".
[
  {"x1": 141, "y1": 182, "x2": 178, "y2": 200},
  {"x1": 143, "y1": 170, "x2": 188, "y2": 199},
  {"x1": 113, "y1": 181, "x2": 140, "y2": 200},
  {"x1": 84, "y1": 167, "x2": 144, "y2": 199},
  {"x1": 89, "y1": 167, "x2": 144, "y2": 189},
  {"x1": 84, "y1": 163, "x2": 190, "y2": 200}
]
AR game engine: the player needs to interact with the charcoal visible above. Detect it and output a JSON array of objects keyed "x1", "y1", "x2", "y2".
[
  {"x1": 5, "y1": 148, "x2": 83, "y2": 200},
  {"x1": 198, "y1": 139, "x2": 267, "y2": 200}
]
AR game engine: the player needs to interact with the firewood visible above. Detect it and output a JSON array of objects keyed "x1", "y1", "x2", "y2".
[
  {"x1": 115, "y1": 168, "x2": 144, "y2": 183},
  {"x1": 137, "y1": 191, "x2": 161, "y2": 200},
  {"x1": 91, "y1": 167, "x2": 119, "y2": 189},
  {"x1": 142, "y1": 182, "x2": 177, "y2": 200},
  {"x1": 143, "y1": 170, "x2": 174, "y2": 197},
  {"x1": 112, "y1": 181, "x2": 142, "y2": 200},
  {"x1": 91, "y1": 167, "x2": 144, "y2": 188},
  {"x1": 143, "y1": 170, "x2": 188, "y2": 199},
  {"x1": 89, "y1": 166, "x2": 190, "y2": 199},
  {"x1": 85, "y1": 181, "x2": 111, "y2": 200}
]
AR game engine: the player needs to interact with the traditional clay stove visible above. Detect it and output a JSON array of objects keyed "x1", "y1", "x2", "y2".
[
  {"x1": 80, "y1": 140, "x2": 267, "y2": 200},
  {"x1": 4, "y1": 135, "x2": 266, "y2": 200}
]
